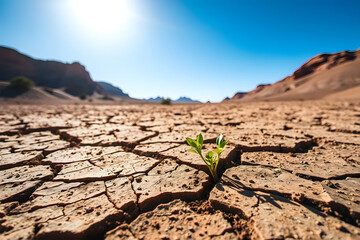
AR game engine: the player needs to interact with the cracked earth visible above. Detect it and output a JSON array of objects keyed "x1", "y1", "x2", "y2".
[{"x1": 1, "y1": 101, "x2": 360, "y2": 240}]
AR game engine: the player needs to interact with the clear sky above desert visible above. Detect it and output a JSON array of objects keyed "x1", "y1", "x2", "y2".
[{"x1": 1, "y1": 0, "x2": 359, "y2": 102}]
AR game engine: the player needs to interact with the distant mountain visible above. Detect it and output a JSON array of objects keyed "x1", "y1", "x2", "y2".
[
  {"x1": 228, "y1": 49, "x2": 360, "y2": 101},
  {"x1": 145, "y1": 96, "x2": 200, "y2": 103},
  {"x1": 174, "y1": 96, "x2": 201, "y2": 103},
  {"x1": 146, "y1": 96, "x2": 163, "y2": 102},
  {"x1": 96, "y1": 81, "x2": 129, "y2": 97},
  {"x1": 0, "y1": 46, "x2": 104, "y2": 96}
]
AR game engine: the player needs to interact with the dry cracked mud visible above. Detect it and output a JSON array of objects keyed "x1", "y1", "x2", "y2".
[{"x1": 1, "y1": 100, "x2": 360, "y2": 239}]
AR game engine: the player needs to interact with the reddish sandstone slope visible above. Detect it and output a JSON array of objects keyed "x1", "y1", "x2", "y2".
[
  {"x1": 0, "y1": 46, "x2": 104, "y2": 96},
  {"x1": 238, "y1": 49, "x2": 360, "y2": 101}
]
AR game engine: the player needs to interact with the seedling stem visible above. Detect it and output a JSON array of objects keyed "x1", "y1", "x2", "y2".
[{"x1": 186, "y1": 133, "x2": 229, "y2": 182}]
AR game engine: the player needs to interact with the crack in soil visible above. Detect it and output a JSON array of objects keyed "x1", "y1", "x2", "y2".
[
  {"x1": 219, "y1": 166, "x2": 360, "y2": 228},
  {"x1": 2, "y1": 103, "x2": 360, "y2": 240}
]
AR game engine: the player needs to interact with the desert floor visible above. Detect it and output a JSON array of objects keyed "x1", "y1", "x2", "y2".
[{"x1": 0, "y1": 101, "x2": 360, "y2": 240}]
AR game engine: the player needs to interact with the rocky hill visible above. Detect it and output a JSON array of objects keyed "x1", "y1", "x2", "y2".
[
  {"x1": 97, "y1": 81, "x2": 129, "y2": 98},
  {"x1": 228, "y1": 91, "x2": 248, "y2": 100},
  {"x1": 0, "y1": 46, "x2": 106, "y2": 96},
  {"x1": 230, "y1": 49, "x2": 360, "y2": 101}
]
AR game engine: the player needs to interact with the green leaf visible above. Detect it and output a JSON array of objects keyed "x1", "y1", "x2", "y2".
[
  {"x1": 205, "y1": 151, "x2": 214, "y2": 159},
  {"x1": 197, "y1": 133, "x2": 203, "y2": 148},
  {"x1": 216, "y1": 134, "x2": 223, "y2": 147},
  {"x1": 186, "y1": 138, "x2": 198, "y2": 149},
  {"x1": 187, "y1": 149, "x2": 198, "y2": 154},
  {"x1": 213, "y1": 148, "x2": 222, "y2": 155},
  {"x1": 220, "y1": 138, "x2": 230, "y2": 148}
]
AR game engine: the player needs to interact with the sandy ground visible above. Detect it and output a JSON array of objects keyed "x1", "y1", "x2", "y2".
[{"x1": 0, "y1": 101, "x2": 360, "y2": 240}]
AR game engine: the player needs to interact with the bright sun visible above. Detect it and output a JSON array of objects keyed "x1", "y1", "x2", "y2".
[{"x1": 66, "y1": 0, "x2": 132, "y2": 36}]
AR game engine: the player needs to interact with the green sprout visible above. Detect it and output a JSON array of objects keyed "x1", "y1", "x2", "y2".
[{"x1": 186, "y1": 133, "x2": 229, "y2": 182}]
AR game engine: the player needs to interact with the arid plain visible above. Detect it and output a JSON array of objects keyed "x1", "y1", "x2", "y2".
[{"x1": 1, "y1": 100, "x2": 360, "y2": 240}]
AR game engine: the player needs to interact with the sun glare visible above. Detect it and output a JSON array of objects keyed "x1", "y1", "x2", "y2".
[{"x1": 66, "y1": 0, "x2": 132, "y2": 37}]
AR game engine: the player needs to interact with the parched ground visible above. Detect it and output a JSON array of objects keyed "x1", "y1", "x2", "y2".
[{"x1": 0, "y1": 101, "x2": 360, "y2": 240}]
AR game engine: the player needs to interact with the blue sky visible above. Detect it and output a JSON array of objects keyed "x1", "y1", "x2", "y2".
[{"x1": 1, "y1": 0, "x2": 359, "y2": 102}]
